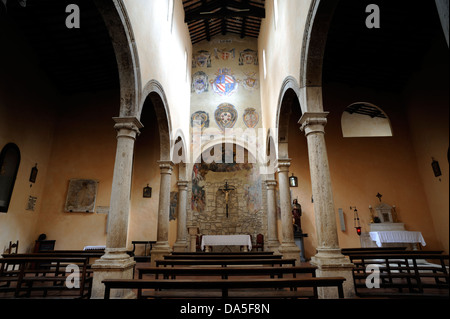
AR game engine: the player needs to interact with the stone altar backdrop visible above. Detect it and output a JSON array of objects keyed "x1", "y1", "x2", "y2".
[{"x1": 188, "y1": 148, "x2": 267, "y2": 245}]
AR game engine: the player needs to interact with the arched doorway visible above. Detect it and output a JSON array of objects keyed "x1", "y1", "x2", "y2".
[{"x1": 189, "y1": 142, "x2": 266, "y2": 250}]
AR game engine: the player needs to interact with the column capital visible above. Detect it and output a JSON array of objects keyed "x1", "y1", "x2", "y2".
[
  {"x1": 298, "y1": 112, "x2": 329, "y2": 136},
  {"x1": 276, "y1": 158, "x2": 291, "y2": 173},
  {"x1": 264, "y1": 179, "x2": 277, "y2": 189},
  {"x1": 113, "y1": 117, "x2": 144, "y2": 139},
  {"x1": 158, "y1": 160, "x2": 174, "y2": 174},
  {"x1": 177, "y1": 180, "x2": 189, "y2": 189}
]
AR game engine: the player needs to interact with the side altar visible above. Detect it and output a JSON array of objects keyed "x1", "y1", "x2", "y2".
[{"x1": 360, "y1": 194, "x2": 426, "y2": 250}]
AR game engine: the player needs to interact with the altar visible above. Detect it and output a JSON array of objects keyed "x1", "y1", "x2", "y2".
[
  {"x1": 201, "y1": 235, "x2": 252, "y2": 252},
  {"x1": 369, "y1": 231, "x2": 426, "y2": 249}
]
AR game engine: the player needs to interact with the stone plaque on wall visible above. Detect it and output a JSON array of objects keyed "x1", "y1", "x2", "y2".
[{"x1": 64, "y1": 179, "x2": 98, "y2": 213}]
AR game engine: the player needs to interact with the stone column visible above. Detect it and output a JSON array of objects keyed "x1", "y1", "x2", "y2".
[
  {"x1": 150, "y1": 161, "x2": 174, "y2": 265},
  {"x1": 173, "y1": 180, "x2": 189, "y2": 252},
  {"x1": 265, "y1": 179, "x2": 281, "y2": 253},
  {"x1": 91, "y1": 117, "x2": 142, "y2": 299},
  {"x1": 299, "y1": 112, "x2": 355, "y2": 298},
  {"x1": 277, "y1": 159, "x2": 301, "y2": 265},
  {"x1": 187, "y1": 225, "x2": 200, "y2": 252}
]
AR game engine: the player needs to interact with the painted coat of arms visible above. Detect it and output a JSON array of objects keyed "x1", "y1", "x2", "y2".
[
  {"x1": 215, "y1": 103, "x2": 238, "y2": 131},
  {"x1": 191, "y1": 111, "x2": 210, "y2": 129},
  {"x1": 239, "y1": 49, "x2": 258, "y2": 65},
  {"x1": 243, "y1": 108, "x2": 259, "y2": 128},
  {"x1": 211, "y1": 68, "x2": 238, "y2": 97},
  {"x1": 214, "y1": 48, "x2": 235, "y2": 61},
  {"x1": 241, "y1": 72, "x2": 259, "y2": 91},
  {"x1": 192, "y1": 71, "x2": 209, "y2": 94},
  {"x1": 192, "y1": 50, "x2": 212, "y2": 68}
]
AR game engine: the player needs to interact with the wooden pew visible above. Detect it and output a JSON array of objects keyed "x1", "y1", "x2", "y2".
[
  {"x1": 163, "y1": 254, "x2": 283, "y2": 260},
  {"x1": 0, "y1": 257, "x2": 92, "y2": 298},
  {"x1": 102, "y1": 277, "x2": 346, "y2": 299},
  {"x1": 2, "y1": 252, "x2": 104, "y2": 264},
  {"x1": 348, "y1": 253, "x2": 449, "y2": 298},
  {"x1": 341, "y1": 247, "x2": 408, "y2": 254},
  {"x1": 155, "y1": 258, "x2": 297, "y2": 267},
  {"x1": 170, "y1": 251, "x2": 274, "y2": 256},
  {"x1": 139, "y1": 265, "x2": 317, "y2": 280}
]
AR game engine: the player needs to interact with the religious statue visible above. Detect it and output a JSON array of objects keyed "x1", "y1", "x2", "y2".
[
  {"x1": 292, "y1": 199, "x2": 302, "y2": 233},
  {"x1": 219, "y1": 180, "x2": 235, "y2": 218}
]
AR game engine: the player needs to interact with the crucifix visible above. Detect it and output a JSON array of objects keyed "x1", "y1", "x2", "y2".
[
  {"x1": 219, "y1": 180, "x2": 235, "y2": 218},
  {"x1": 376, "y1": 192, "x2": 383, "y2": 202}
]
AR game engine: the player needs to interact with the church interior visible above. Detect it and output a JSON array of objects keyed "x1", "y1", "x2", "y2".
[{"x1": 0, "y1": 0, "x2": 448, "y2": 303}]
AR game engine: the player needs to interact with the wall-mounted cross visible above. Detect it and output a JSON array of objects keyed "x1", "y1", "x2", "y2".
[{"x1": 376, "y1": 192, "x2": 383, "y2": 202}]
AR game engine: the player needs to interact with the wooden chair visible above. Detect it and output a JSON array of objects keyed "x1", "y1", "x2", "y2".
[
  {"x1": 253, "y1": 234, "x2": 264, "y2": 251},
  {"x1": 8, "y1": 240, "x2": 19, "y2": 254}
]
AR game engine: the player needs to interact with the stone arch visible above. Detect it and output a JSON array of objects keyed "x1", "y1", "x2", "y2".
[
  {"x1": 139, "y1": 80, "x2": 172, "y2": 161},
  {"x1": 94, "y1": 0, "x2": 141, "y2": 117},
  {"x1": 276, "y1": 77, "x2": 303, "y2": 159},
  {"x1": 299, "y1": 0, "x2": 339, "y2": 112},
  {"x1": 171, "y1": 129, "x2": 188, "y2": 180}
]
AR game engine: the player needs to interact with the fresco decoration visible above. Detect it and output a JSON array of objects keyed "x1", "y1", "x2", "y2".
[
  {"x1": 214, "y1": 103, "x2": 238, "y2": 132},
  {"x1": 169, "y1": 192, "x2": 178, "y2": 221},
  {"x1": 64, "y1": 179, "x2": 98, "y2": 213},
  {"x1": 211, "y1": 68, "x2": 238, "y2": 97},
  {"x1": 192, "y1": 71, "x2": 209, "y2": 94},
  {"x1": 243, "y1": 108, "x2": 259, "y2": 128},
  {"x1": 191, "y1": 163, "x2": 206, "y2": 213},
  {"x1": 191, "y1": 111, "x2": 210, "y2": 129},
  {"x1": 192, "y1": 50, "x2": 212, "y2": 68},
  {"x1": 239, "y1": 49, "x2": 258, "y2": 66},
  {"x1": 214, "y1": 48, "x2": 235, "y2": 61},
  {"x1": 241, "y1": 72, "x2": 259, "y2": 91}
]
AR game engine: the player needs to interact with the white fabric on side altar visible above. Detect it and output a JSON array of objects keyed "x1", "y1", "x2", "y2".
[
  {"x1": 201, "y1": 235, "x2": 252, "y2": 251},
  {"x1": 83, "y1": 245, "x2": 106, "y2": 250},
  {"x1": 369, "y1": 231, "x2": 426, "y2": 247}
]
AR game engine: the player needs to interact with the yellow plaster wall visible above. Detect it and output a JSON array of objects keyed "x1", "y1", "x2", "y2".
[
  {"x1": 0, "y1": 16, "x2": 59, "y2": 254},
  {"x1": 123, "y1": 0, "x2": 192, "y2": 158},
  {"x1": 258, "y1": 0, "x2": 311, "y2": 135}
]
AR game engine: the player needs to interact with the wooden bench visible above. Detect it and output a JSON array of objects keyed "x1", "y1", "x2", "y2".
[
  {"x1": 2, "y1": 252, "x2": 104, "y2": 264},
  {"x1": 155, "y1": 258, "x2": 297, "y2": 267},
  {"x1": 0, "y1": 257, "x2": 92, "y2": 298},
  {"x1": 163, "y1": 254, "x2": 283, "y2": 260},
  {"x1": 102, "y1": 277, "x2": 346, "y2": 299},
  {"x1": 343, "y1": 250, "x2": 444, "y2": 257},
  {"x1": 348, "y1": 253, "x2": 449, "y2": 298},
  {"x1": 341, "y1": 247, "x2": 408, "y2": 254},
  {"x1": 170, "y1": 251, "x2": 274, "y2": 256},
  {"x1": 139, "y1": 265, "x2": 317, "y2": 280}
]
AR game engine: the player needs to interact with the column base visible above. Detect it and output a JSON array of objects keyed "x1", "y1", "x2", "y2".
[
  {"x1": 310, "y1": 248, "x2": 355, "y2": 299},
  {"x1": 278, "y1": 243, "x2": 301, "y2": 266},
  {"x1": 266, "y1": 240, "x2": 281, "y2": 255},
  {"x1": 91, "y1": 248, "x2": 136, "y2": 299},
  {"x1": 173, "y1": 240, "x2": 188, "y2": 252},
  {"x1": 150, "y1": 241, "x2": 172, "y2": 267}
]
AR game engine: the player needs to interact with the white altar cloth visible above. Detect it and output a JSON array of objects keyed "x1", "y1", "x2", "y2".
[
  {"x1": 369, "y1": 231, "x2": 426, "y2": 247},
  {"x1": 83, "y1": 245, "x2": 106, "y2": 251},
  {"x1": 201, "y1": 235, "x2": 252, "y2": 251}
]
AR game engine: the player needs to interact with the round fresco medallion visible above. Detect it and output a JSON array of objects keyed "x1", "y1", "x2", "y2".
[
  {"x1": 214, "y1": 103, "x2": 238, "y2": 132},
  {"x1": 192, "y1": 71, "x2": 209, "y2": 94},
  {"x1": 243, "y1": 108, "x2": 259, "y2": 128},
  {"x1": 211, "y1": 68, "x2": 238, "y2": 97}
]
